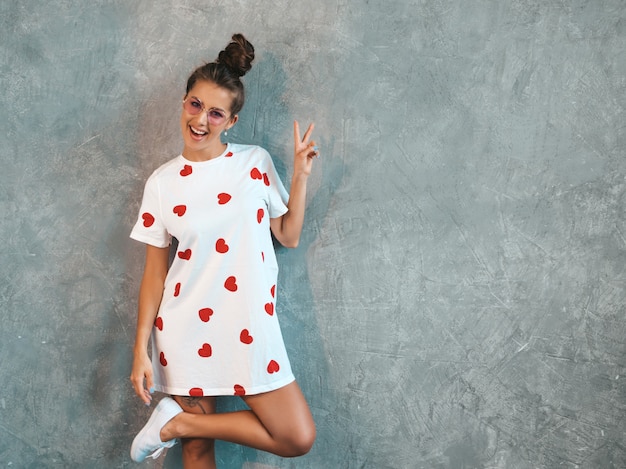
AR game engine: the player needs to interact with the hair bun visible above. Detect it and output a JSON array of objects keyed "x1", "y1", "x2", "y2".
[{"x1": 216, "y1": 33, "x2": 255, "y2": 77}]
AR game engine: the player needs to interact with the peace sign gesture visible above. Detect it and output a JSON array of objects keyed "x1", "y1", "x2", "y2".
[
  {"x1": 293, "y1": 121, "x2": 319, "y2": 178},
  {"x1": 268, "y1": 120, "x2": 319, "y2": 247}
]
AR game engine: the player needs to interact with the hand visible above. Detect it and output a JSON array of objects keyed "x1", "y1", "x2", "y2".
[
  {"x1": 293, "y1": 121, "x2": 319, "y2": 177},
  {"x1": 130, "y1": 350, "x2": 154, "y2": 405}
]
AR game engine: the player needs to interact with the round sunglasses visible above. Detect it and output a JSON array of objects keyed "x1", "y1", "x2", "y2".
[{"x1": 182, "y1": 97, "x2": 230, "y2": 126}]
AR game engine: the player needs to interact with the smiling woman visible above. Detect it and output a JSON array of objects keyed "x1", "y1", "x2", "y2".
[{"x1": 128, "y1": 33, "x2": 319, "y2": 468}]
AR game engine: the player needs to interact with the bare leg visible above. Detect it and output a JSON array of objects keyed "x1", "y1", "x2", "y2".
[
  {"x1": 172, "y1": 396, "x2": 217, "y2": 469},
  {"x1": 162, "y1": 381, "x2": 315, "y2": 457}
]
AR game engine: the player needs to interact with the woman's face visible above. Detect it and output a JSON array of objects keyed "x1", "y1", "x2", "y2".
[{"x1": 180, "y1": 80, "x2": 237, "y2": 160}]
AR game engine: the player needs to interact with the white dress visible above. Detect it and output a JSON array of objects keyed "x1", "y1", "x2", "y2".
[{"x1": 130, "y1": 143, "x2": 295, "y2": 396}]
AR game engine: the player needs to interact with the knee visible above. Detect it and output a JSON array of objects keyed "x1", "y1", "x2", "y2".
[
  {"x1": 281, "y1": 424, "x2": 316, "y2": 457},
  {"x1": 180, "y1": 438, "x2": 214, "y2": 461}
]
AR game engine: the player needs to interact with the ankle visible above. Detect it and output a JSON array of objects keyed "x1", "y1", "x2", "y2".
[{"x1": 159, "y1": 413, "x2": 180, "y2": 442}]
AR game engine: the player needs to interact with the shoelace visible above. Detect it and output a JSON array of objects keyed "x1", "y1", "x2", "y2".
[
  {"x1": 147, "y1": 439, "x2": 177, "y2": 460},
  {"x1": 147, "y1": 446, "x2": 166, "y2": 460}
]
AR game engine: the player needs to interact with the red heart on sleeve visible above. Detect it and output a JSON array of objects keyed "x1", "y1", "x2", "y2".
[
  {"x1": 267, "y1": 360, "x2": 280, "y2": 374},
  {"x1": 142, "y1": 213, "x2": 155, "y2": 227}
]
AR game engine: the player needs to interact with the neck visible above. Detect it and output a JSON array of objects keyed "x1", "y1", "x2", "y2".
[{"x1": 182, "y1": 142, "x2": 227, "y2": 162}]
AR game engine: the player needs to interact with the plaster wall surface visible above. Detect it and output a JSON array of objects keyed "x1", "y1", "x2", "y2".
[{"x1": 1, "y1": 1, "x2": 625, "y2": 468}]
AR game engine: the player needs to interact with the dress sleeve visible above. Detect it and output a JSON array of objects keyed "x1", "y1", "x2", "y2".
[
  {"x1": 130, "y1": 173, "x2": 171, "y2": 248},
  {"x1": 262, "y1": 151, "x2": 289, "y2": 219}
]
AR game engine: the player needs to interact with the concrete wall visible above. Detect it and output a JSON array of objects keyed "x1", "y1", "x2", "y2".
[{"x1": 1, "y1": 1, "x2": 625, "y2": 467}]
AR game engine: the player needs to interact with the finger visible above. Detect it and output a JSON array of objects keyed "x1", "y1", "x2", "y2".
[
  {"x1": 131, "y1": 370, "x2": 153, "y2": 405},
  {"x1": 293, "y1": 120, "x2": 301, "y2": 146},
  {"x1": 130, "y1": 376, "x2": 147, "y2": 403},
  {"x1": 144, "y1": 373, "x2": 155, "y2": 404},
  {"x1": 307, "y1": 141, "x2": 320, "y2": 159},
  {"x1": 139, "y1": 386, "x2": 152, "y2": 405},
  {"x1": 146, "y1": 372, "x2": 154, "y2": 395}
]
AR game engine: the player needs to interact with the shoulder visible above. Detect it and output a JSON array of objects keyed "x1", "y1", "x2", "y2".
[{"x1": 230, "y1": 143, "x2": 271, "y2": 161}]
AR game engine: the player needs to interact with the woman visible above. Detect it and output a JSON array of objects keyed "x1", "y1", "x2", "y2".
[{"x1": 129, "y1": 33, "x2": 317, "y2": 467}]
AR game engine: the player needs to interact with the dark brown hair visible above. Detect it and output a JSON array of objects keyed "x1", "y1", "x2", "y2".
[{"x1": 185, "y1": 34, "x2": 255, "y2": 117}]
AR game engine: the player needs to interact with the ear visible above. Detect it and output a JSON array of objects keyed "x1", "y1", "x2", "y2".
[{"x1": 227, "y1": 114, "x2": 239, "y2": 129}]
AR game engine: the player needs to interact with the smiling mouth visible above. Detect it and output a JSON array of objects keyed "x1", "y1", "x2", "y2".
[{"x1": 190, "y1": 126, "x2": 208, "y2": 137}]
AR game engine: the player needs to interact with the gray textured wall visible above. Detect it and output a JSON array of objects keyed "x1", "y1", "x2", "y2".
[{"x1": 1, "y1": 1, "x2": 625, "y2": 468}]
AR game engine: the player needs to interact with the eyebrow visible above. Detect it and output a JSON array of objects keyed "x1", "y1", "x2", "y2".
[{"x1": 190, "y1": 96, "x2": 227, "y2": 113}]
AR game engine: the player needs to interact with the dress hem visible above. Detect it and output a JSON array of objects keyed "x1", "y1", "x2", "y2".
[{"x1": 153, "y1": 374, "x2": 296, "y2": 397}]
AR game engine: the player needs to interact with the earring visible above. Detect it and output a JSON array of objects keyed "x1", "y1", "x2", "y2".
[{"x1": 224, "y1": 129, "x2": 228, "y2": 137}]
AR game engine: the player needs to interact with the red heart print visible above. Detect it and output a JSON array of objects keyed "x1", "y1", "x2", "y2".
[
  {"x1": 218, "y1": 193, "x2": 231, "y2": 204},
  {"x1": 215, "y1": 238, "x2": 229, "y2": 253},
  {"x1": 173, "y1": 205, "x2": 186, "y2": 216},
  {"x1": 257, "y1": 208, "x2": 264, "y2": 224},
  {"x1": 189, "y1": 387, "x2": 204, "y2": 397},
  {"x1": 225, "y1": 151, "x2": 233, "y2": 157},
  {"x1": 180, "y1": 165, "x2": 192, "y2": 177},
  {"x1": 178, "y1": 249, "x2": 192, "y2": 260},
  {"x1": 234, "y1": 384, "x2": 246, "y2": 396},
  {"x1": 250, "y1": 168, "x2": 262, "y2": 180},
  {"x1": 154, "y1": 317, "x2": 163, "y2": 331},
  {"x1": 174, "y1": 283, "x2": 181, "y2": 297},
  {"x1": 159, "y1": 352, "x2": 167, "y2": 366},
  {"x1": 142, "y1": 212, "x2": 155, "y2": 227},
  {"x1": 263, "y1": 173, "x2": 270, "y2": 186},
  {"x1": 199, "y1": 308, "x2": 213, "y2": 322},
  {"x1": 224, "y1": 276, "x2": 238, "y2": 292},
  {"x1": 271, "y1": 285, "x2": 276, "y2": 298},
  {"x1": 240, "y1": 329, "x2": 253, "y2": 344},
  {"x1": 265, "y1": 302, "x2": 274, "y2": 316},
  {"x1": 198, "y1": 343, "x2": 212, "y2": 358},
  {"x1": 267, "y1": 360, "x2": 280, "y2": 374}
]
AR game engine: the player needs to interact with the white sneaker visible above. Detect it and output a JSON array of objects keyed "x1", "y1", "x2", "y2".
[{"x1": 130, "y1": 397, "x2": 183, "y2": 462}]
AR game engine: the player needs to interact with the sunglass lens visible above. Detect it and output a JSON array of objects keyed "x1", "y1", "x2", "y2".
[
  {"x1": 208, "y1": 110, "x2": 225, "y2": 125},
  {"x1": 185, "y1": 99, "x2": 202, "y2": 114}
]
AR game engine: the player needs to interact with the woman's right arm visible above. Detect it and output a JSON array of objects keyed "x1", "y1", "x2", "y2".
[{"x1": 130, "y1": 244, "x2": 170, "y2": 405}]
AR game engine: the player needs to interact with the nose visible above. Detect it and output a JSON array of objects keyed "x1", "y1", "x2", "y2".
[{"x1": 194, "y1": 109, "x2": 209, "y2": 125}]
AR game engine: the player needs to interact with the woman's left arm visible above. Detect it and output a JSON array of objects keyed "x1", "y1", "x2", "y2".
[{"x1": 270, "y1": 121, "x2": 319, "y2": 248}]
